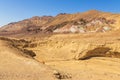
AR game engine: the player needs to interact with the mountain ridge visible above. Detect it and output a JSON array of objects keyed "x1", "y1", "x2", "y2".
[{"x1": 0, "y1": 10, "x2": 120, "y2": 36}]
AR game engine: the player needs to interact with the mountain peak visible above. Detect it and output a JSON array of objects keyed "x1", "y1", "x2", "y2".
[{"x1": 87, "y1": 10, "x2": 101, "y2": 13}]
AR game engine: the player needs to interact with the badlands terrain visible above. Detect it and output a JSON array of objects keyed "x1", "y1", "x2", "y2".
[{"x1": 0, "y1": 10, "x2": 120, "y2": 80}]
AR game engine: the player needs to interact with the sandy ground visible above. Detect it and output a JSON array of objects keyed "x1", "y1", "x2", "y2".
[
  {"x1": 0, "y1": 40, "x2": 56, "y2": 80},
  {"x1": 1, "y1": 33, "x2": 120, "y2": 80},
  {"x1": 46, "y1": 57, "x2": 120, "y2": 80},
  {"x1": 30, "y1": 33, "x2": 120, "y2": 80}
]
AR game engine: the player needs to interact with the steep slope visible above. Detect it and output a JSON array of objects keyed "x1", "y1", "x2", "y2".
[{"x1": 0, "y1": 37, "x2": 56, "y2": 80}]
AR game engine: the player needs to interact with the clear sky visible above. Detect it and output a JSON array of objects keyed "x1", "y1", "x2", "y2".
[{"x1": 0, "y1": 0, "x2": 120, "y2": 27}]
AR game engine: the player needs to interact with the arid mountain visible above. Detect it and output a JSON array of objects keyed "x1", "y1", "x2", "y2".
[
  {"x1": 0, "y1": 16, "x2": 53, "y2": 35},
  {"x1": 0, "y1": 10, "x2": 120, "y2": 36},
  {"x1": 1, "y1": 10, "x2": 120, "y2": 80}
]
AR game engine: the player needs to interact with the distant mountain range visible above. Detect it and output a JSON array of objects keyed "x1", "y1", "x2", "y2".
[{"x1": 0, "y1": 10, "x2": 120, "y2": 36}]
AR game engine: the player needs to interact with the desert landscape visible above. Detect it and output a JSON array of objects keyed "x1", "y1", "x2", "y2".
[{"x1": 0, "y1": 9, "x2": 120, "y2": 80}]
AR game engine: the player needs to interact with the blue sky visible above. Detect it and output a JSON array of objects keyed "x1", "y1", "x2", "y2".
[{"x1": 0, "y1": 0, "x2": 120, "y2": 27}]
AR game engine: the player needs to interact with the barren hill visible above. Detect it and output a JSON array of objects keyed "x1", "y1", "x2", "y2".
[
  {"x1": 0, "y1": 16, "x2": 53, "y2": 35},
  {"x1": 0, "y1": 10, "x2": 120, "y2": 36},
  {"x1": 1, "y1": 10, "x2": 120, "y2": 80}
]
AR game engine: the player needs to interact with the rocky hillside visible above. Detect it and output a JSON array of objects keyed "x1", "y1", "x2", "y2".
[
  {"x1": 0, "y1": 16, "x2": 53, "y2": 35},
  {"x1": 0, "y1": 10, "x2": 120, "y2": 36}
]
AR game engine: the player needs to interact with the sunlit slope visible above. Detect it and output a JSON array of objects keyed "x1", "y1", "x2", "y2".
[
  {"x1": 0, "y1": 10, "x2": 120, "y2": 36},
  {"x1": 24, "y1": 33, "x2": 120, "y2": 80},
  {"x1": 0, "y1": 38, "x2": 55, "y2": 80},
  {"x1": 28, "y1": 33, "x2": 120, "y2": 61}
]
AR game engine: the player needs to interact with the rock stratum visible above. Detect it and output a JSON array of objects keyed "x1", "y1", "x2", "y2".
[{"x1": 0, "y1": 10, "x2": 120, "y2": 80}]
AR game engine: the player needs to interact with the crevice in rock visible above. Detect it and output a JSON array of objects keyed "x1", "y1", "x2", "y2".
[{"x1": 78, "y1": 47, "x2": 120, "y2": 60}]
